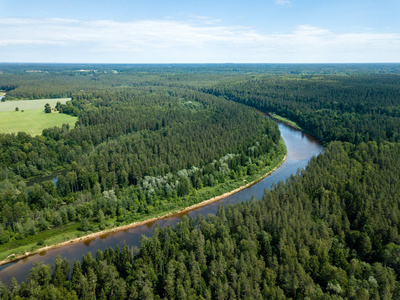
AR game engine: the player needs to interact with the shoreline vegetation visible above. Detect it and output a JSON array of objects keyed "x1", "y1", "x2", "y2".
[
  {"x1": 267, "y1": 112, "x2": 302, "y2": 131},
  {"x1": 265, "y1": 111, "x2": 320, "y2": 141},
  {"x1": 0, "y1": 141, "x2": 287, "y2": 267}
]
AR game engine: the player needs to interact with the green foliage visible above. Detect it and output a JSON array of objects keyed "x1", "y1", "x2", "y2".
[
  {"x1": 2, "y1": 64, "x2": 400, "y2": 299},
  {"x1": 44, "y1": 103, "x2": 51, "y2": 113},
  {"x1": 0, "y1": 66, "x2": 282, "y2": 258},
  {"x1": 80, "y1": 218, "x2": 90, "y2": 232},
  {"x1": 4, "y1": 143, "x2": 400, "y2": 299},
  {"x1": 206, "y1": 74, "x2": 400, "y2": 144}
]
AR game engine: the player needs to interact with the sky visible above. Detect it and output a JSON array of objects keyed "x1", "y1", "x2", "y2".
[{"x1": 0, "y1": 0, "x2": 399, "y2": 63}]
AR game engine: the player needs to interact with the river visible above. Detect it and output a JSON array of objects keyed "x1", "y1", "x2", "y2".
[{"x1": 0, "y1": 120, "x2": 323, "y2": 285}]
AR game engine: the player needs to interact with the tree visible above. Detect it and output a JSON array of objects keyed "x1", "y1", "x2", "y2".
[
  {"x1": 81, "y1": 218, "x2": 90, "y2": 232},
  {"x1": 52, "y1": 256, "x2": 68, "y2": 287},
  {"x1": 56, "y1": 101, "x2": 62, "y2": 112},
  {"x1": 44, "y1": 103, "x2": 52, "y2": 113},
  {"x1": 15, "y1": 107, "x2": 19, "y2": 111}
]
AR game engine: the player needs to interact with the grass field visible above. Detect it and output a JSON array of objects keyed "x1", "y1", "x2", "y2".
[
  {"x1": 0, "y1": 110, "x2": 77, "y2": 136},
  {"x1": 0, "y1": 98, "x2": 71, "y2": 112}
]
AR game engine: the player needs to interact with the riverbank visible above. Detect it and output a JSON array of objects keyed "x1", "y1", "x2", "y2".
[
  {"x1": 265, "y1": 111, "x2": 320, "y2": 141},
  {"x1": 0, "y1": 150, "x2": 287, "y2": 267},
  {"x1": 268, "y1": 112, "x2": 302, "y2": 130}
]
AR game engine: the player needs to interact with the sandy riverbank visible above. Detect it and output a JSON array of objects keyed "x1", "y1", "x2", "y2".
[{"x1": 0, "y1": 154, "x2": 286, "y2": 267}]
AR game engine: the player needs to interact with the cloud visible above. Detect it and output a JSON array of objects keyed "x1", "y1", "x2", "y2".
[
  {"x1": 275, "y1": 0, "x2": 293, "y2": 6},
  {"x1": 0, "y1": 18, "x2": 267, "y2": 50},
  {"x1": 0, "y1": 18, "x2": 399, "y2": 63}
]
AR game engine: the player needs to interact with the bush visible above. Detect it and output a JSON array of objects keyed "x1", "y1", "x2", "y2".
[
  {"x1": 0, "y1": 232, "x2": 10, "y2": 244},
  {"x1": 80, "y1": 218, "x2": 90, "y2": 231}
]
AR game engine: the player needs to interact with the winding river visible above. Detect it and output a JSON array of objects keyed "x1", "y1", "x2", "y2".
[{"x1": 0, "y1": 120, "x2": 323, "y2": 285}]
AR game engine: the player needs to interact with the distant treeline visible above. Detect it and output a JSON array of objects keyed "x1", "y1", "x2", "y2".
[{"x1": 2, "y1": 63, "x2": 400, "y2": 100}]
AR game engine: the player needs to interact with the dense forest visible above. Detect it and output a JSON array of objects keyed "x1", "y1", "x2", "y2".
[
  {"x1": 0, "y1": 66, "x2": 284, "y2": 262},
  {"x1": 2, "y1": 64, "x2": 400, "y2": 299},
  {"x1": 204, "y1": 74, "x2": 400, "y2": 144}
]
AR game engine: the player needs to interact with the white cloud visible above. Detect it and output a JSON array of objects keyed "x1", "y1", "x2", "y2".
[
  {"x1": 0, "y1": 18, "x2": 267, "y2": 49},
  {"x1": 0, "y1": 18, "x2": 399, "y2": 63},
  {"x1": 275, "y1": 0, "x2": 293, "y2": 6}
]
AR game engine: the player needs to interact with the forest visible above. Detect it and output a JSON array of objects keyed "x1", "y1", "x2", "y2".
[
  {"x1": 1, "y1": 63, "x2": 400, "y2": 299},
  {"x1": 0, "y1": 65, "x2": 284, "y2": 262},
  {"x1": 204, "y1": 74, "x2": 400, "y2": 144}
]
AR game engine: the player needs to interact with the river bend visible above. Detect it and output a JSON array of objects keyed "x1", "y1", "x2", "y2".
[{"x1": 0, "y1": 121, "x2": 323, "y2": 284}]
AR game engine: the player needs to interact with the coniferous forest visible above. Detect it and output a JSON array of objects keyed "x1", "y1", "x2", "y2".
[
  {"x1": 1, "y1": 64, "x2": 400, "y2": 299},
  {"x1": 0, "y1": 65, "x2": 284, "y2": 256}
]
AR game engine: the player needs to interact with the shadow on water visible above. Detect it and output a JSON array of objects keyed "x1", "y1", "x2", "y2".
[
  {"x1": 0, "y1": 121, "x2": 323, "y2": 285},
  {"x1": 26, "y1": 170, "x2": 67, "y2": 187}
]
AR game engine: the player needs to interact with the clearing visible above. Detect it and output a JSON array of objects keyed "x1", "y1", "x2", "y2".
[
  {"x1": 0, "y1": 98, "x2": 77, "y2": 136},
  {"x1": 0, "y1": 98, "x2": 71, "y2": 112}
]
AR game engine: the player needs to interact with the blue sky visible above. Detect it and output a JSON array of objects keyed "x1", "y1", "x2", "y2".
[{"x1": 1, "y1": 0, "x2": 399, "y2": 63}]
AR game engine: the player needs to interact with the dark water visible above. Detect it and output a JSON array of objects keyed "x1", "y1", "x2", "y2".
[
  {"x1": 0, "y1": 121, "x2": 323, "y2": 285},
  {"x1": 26, "y1": 171, "x2": 67, "y2": 187}
]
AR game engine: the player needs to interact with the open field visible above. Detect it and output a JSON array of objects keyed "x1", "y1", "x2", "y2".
[
  {"x1": 0, "y1": 109, "x2": 77, "y2": 136},
  {"x1": 0, "y1": 98, "x2": 71, "y2": 112}
]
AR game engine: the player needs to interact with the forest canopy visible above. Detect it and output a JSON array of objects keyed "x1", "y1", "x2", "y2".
[{"x1": 0, "y1": 65, "x2": 284, "y2": 265}]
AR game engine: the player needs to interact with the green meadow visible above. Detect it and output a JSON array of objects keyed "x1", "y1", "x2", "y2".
[
  {"x1": 0, "y1": 98, "x2": 77, "y2": 136},
  {"x1": 0, "y1": 98, "x2": 71, "y2": 112}
]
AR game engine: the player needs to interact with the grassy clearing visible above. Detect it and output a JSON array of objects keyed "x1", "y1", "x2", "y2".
[
  {"x1": 0, "y1": 98, "x2": 71, "y2": 112},
  {"x1": 0, "y1": 109, "x2": 77, "y2": 136},
  {"x1": 269, "y1": 112, "x2": 303, "y2": 130},
  {"x1": 0, "y1": 139, "x2": 287, "y2": 263},
  {"x1": 0, "y1": 223, "x2": 82, "y2": 262}
]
